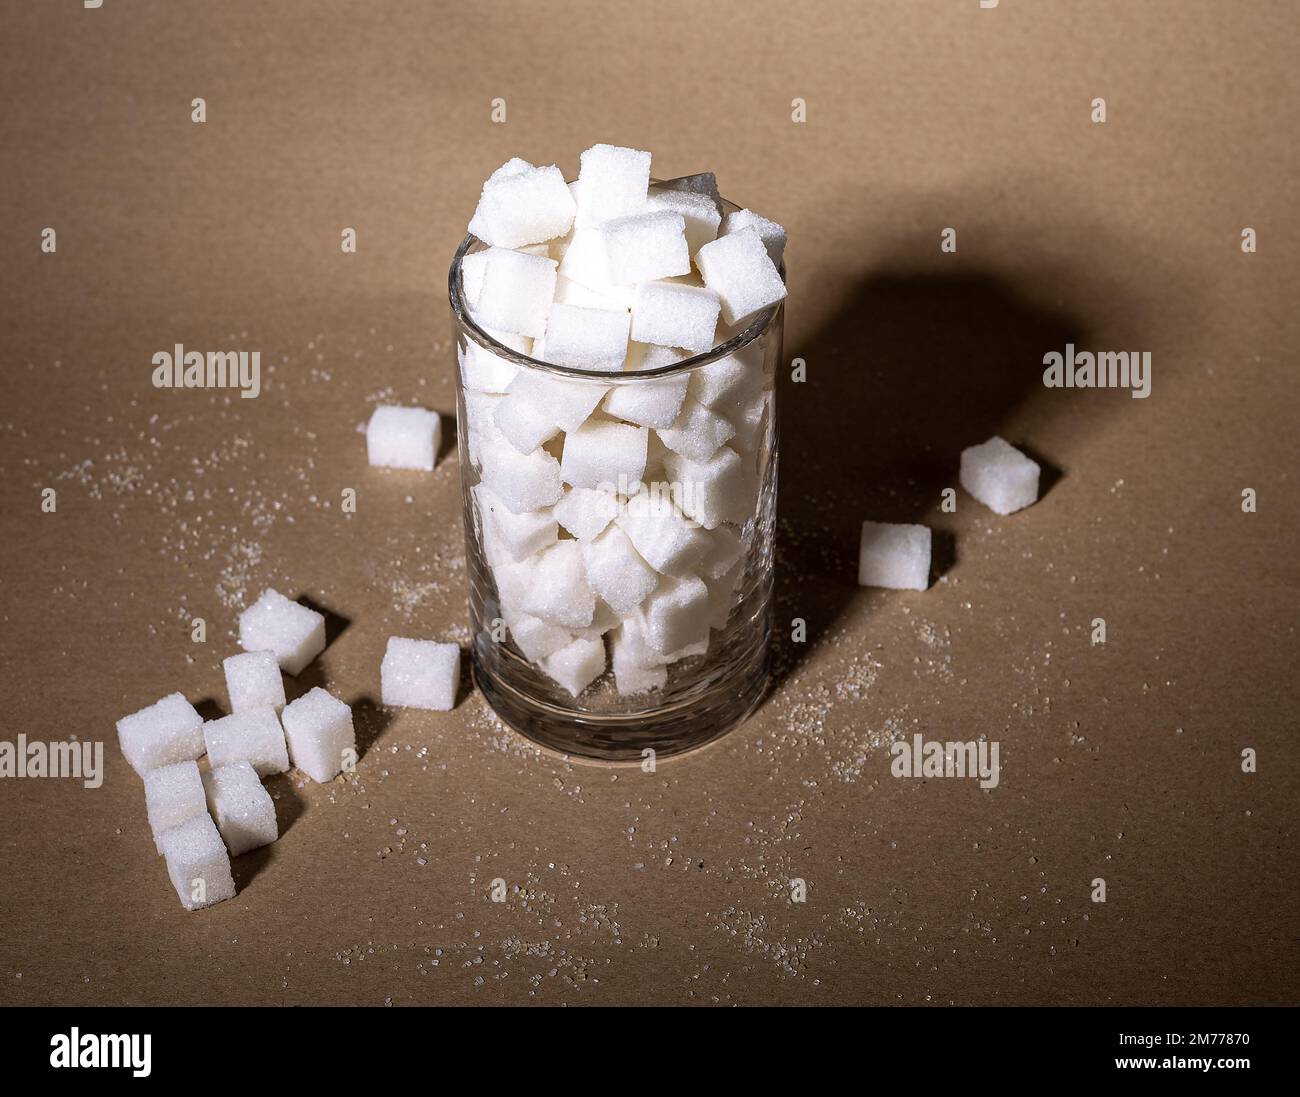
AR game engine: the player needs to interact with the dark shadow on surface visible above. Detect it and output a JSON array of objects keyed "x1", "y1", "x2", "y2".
[
  {"x1": 194, "y1": 696, "x2": 225, "y2": 722},
  {"x1": 351, "y1": 695, "x2": 393, "y2": 760}
]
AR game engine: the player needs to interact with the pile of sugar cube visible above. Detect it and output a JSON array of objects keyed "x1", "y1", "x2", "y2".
[{"x1": 457, "y1": 143, "x2": 787, "y2": 699}]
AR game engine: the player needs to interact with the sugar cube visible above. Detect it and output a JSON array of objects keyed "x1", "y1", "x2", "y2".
[
  {"x1": 473, "y1": 248, "x2": 558, "y2": 339},
  {"x1": 704, "y1": 559, "x2": 743, "y2": 630},
  {"x1": 203, "y1": 707, "x2": 290, "y2": 777},
  {"x1": 459, "y1": 246, "x2": 514, "y2": 307},
  {"x1": 238, "y1": 588, "x2": 326, "y2": 675},
  {"x1": 694, "y1": 227, "x2": 787, "y2": 326},
  {"x1": 656, "y1": 171, "x2": 722, "y2": 213},
  {"x1": 503, "y1": 609, "x2": 573, "y2": 663},
  {"x1": 380, "y1": 637, "x2": 461, "y2": 711},
  {"x1": 553, "y1": 485, "x2": 620, "y2": 541},
  {"x1": 557, "y1": 227, "x2": 635, "y2": 306},
  {"x1": 603, "y1": 372, "x2": 690, "y2": 430},
  {"x1": 631, "y1": 282, "x2": 722, "y2": 354},
  {"x1": 479, "y1": 437, "x2": 564, "y2": 513},
  {"x1": 720, "y1": 208, "x2": 787, "y2": 266},
  {"x1": 656, "y1": 396, "x2": 735, "y2": 462},
  {"x1": 576, "y1": 143, "x2": 652, "y2": 225},
  {"x1": 116, "y1": 692, "x2": 204, "y2": 775},
  {"x1": 959, "y1": 435, "x2": 1041, "y2": 515},
  {"x1": 688, "y1": 347, "x2": 764, "y2": 412},
  {"x1": 520, "y1": 541, "x2": 596, "y2": 629},
  {"x1": 222, "y1": 650, "x2": 286, "y2": 714},
  {"x1": 600, "y1": 211, "x2": 691, "y2": 286},
  {"x1": 581, "y1": 525, "x2": 659, "y2": 614},
  {"x1": 554, "y1": 274, "x2": 629, "y2": 311},
  {"x1": 539, "y1": 636, "x2": 607, "y2": 698},
  {"x1": 159, "y1": 813, "x2": 236, "y2": 911},
  {"x1": 730, "y1": 389, "x2": 770, "y2": 456},
  {"x1": 663, "y1": 446, "x2": 757, "y2": 529},
  {"x1": 493, "y1": 390, "x2": 562, "y2": 453},
  {"x1": 611, "y1": 620, "x2": 668, "y2": 697},
  {"x1": 576, "y1": 599, "x2": 621, "y2": 640},
  {"x1": 560, "y1": 419, "x2": 648, "y2": 491},
  {"x1": 202, "y1": 761, "x2": 278, "y2": 857},
  {"x1": 506, "y1": 368, "x2": 609, "y2": 433},
  {"x1": 462, "y1": 390, "x2": 504, "y2": 467},
  {"x1": 540, "y1": 303, "x2": 631, "y2": 371},
  {"x1": 474, "y1": 484, "x2": 557, "y2": 559},
  {"x1": 366, "y1": 405, "x2": 441, "y2": 471},
  {"x1": 143, "y1": 760, "x2": 206, "y2": 854},
  {"x1": 281, "y1": 687, "x2": 356, "y2": 783},
  {"x1": 459, "y1": 330, "x2": 527, "y2": 393},
  {"x1": 645, "y1": 186, "x2": 722, "y2": 256},
  {"x1": 636, "y1": 574, "x2": 711, "y2": 654},
  {"x1": 468, "y1": 163, "x2": 576, "y2": 249},
  {"x1": 617, "y1": 491, "x2": 712, "y2": 576},
  {"x1": 857, "y1": 521, "x2": 932, "y2": 591},
  {"x1": 701, "y1": 524, "x2": 744, "y2": 580}
]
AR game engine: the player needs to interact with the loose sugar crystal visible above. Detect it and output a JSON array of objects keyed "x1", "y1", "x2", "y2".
[
  {"x1": 656, "y1": 396, "x2": 736, "y2": 462},
  {"x1": 203, "y1": 707, "x2": 290, "y2": 777},
  {"x1": 520, "y1": 541, "x2": 596, "y2": 629},
  {"x1": 959, "y1": 435, "x2": 1041, "y2": 515},
  {"x1": 540, "y1": 303, "x2": 631, "y2": 371},
  {"x1": 202, "y1": 761, "x2": 278, "y2": 857},
  {"x1": 281, "y1": 687, "x2": 356, "y2": 783},
  {"x1": 159, "y1": 813, "x2": 236, "y2": 911},
  {"x1": 553, "y1": 485, "x2": 620, "y2": 541},
  {"x1": 493, "y1": 390, "x2": 562, "y2": 453},
  {"x1": 645, "y1": 186, "x2": 722, "y2": 256},
  {"x1": 636, "y1": 574, "x2": 711, "y2": 654},
  {"x1": 380, "y1": 637, "x2": 461, "y2": 711},
  {"x1": 600, "y1": 211, "x2": 691, "y2": 285},
  {"x1": 539, "y1": 636, "x2": 607, "y2": 698},
  {"x1": 506, "y1": 369, "x2": 609, "y2": 433},
  {"x1": 473, "y1": 248, "x2": 558, "y2": 339},
  {"x1": 116, "y1": 692, "x2": 204, "y2": 775},
  {"x1": 479, "y1": 437, "x2": 564, "y2": 513},
  {"x1": 560, "y1": 419, "x2": 648, "y2": 491},
  {"x1": 611, "y1": 620, "x2": 669, "y2": 697},
  {"x1": 576, "y1": 143, "x2": 652, "y2": 225},
  {"x1": 720, "y1": 208, "x2": 787, "y2": 265},
  {"x1": 694, "y1": 227, "x2": 787, "y2": 326},
  {"x1": 503, "y1": 609, "x2": 573, "y2": 663},
  {"x1": 603, "y1": 368, "x2": 690, "y2": 429},
  {"x1": 143, "y1": 760, "x2": 206, "y2": 854},
  {"x1": 617, "y1": 493, "x2": 712, "y2": 576},
  {"x1": 581, "y1": 525, "x2": 659, "y2": 614},
  {"x1": 238, "y1": 588, "x2": 326, "y2": 675},
  {"x1": 858, "y1": 521, "x2": 932, "y2": 591},
  {"x1": 664, "y1": 446, "x2": 757, "y2": 529},
  {"x1": 222, "y1": 650, "x2": 286, "y2": 714},
  {"x1": 474, "y1": 484, "x2": 557, "y2": 559},
  {"x1": 631, "y1": 282, "x2": 722, "y2": 354},
  {"x1": 468, "y1": 162, "x2": 576, "y2": 248},
  {"x1": 366, "y1": 405, "x2": 441, "y2": 471}
]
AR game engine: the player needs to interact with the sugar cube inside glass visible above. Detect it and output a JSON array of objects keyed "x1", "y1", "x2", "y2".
[
  {"x1": 539, "y1": 636, "x2": 607, "y2": 698},
  {"x1": 631, "y1": 282, "x2": 722, "y2": 355},
  {"x1": 473, "y1": 248, "x2": 558, "y2": 339},
  {"x1": 694, "y1": 226, "x2": 788, "y2": 327},
  {"x1": 600, "y1": 211, "x2": 691, "y2": 286},
  {"x1": 576, "y1": 143, "x2": 652, "y2": 225}
]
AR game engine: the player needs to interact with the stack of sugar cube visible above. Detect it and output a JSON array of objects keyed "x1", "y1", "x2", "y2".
[
  {"x1": 114, "y1": 586, "x2": 357, "y2": 911},
  {"x1": 456, "y1": 145, "x2": 787, "y2": 699}
]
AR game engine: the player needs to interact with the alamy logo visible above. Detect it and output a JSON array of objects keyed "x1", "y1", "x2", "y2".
[
  {"x1": 1042, "y1": 343, "x2": 1151, "y2": 399},
  {"x1": 0, "y1": 736, "x2": 103, "y2": 788},
  {"x1": 49, "y1": 1029, "x2": 151, "y2": 1077},
  {"x1": 890, "y1": 733, "x2": 1000, "y2": 789},
  {"x1": 151, "y1": 344, "x2": 261, "y2": 398}
]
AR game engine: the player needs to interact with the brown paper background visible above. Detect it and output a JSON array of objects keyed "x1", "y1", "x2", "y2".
[{"x1": 0, "y1": 0, "x2": 1296, "y2": 1006}]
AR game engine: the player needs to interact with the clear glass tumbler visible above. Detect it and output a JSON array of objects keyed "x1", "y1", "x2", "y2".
[{"x1": 448, "y1": 206, "x2": 782, "y2": 762}]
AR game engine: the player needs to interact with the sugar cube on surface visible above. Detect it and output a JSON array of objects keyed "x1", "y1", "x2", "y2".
[
  {"x1": 506, "y1": 368, "x2": 609, "y2": 434},
  {"x1": 581, "y1": 525, "x2": 659, "y2": 614},
  {"x1": 201, "y1": 761, "x2": 277, "y2": 857},
  {"x1": 695, "y1": 227, "x2": 788, "y2": 327},
  {"x1": 576, "y1": 143, "x2": 652, "y2": 225},
  {"x1": 473, "y1": 248, "x2": 557, "y2": 339},
  {"x1": 637, "y1": 574, "x2": 711, "y2": 654},
  {"x1": 503, "y1": 609, "x2": 573, "y2": 663},
  {"x1": 159, "y1": 813, "x2": 236, "y2": 911},
  {"x1": 553, "y1": 486, "x2": 620, "y2": 541},
  {"x1": 603, "y1": 370, "x2": 690, "y2": 430},
  {"x1": 617, "y1": 493, "x2": 712, "y2": 577},
  {"x1": 664, "y1": 446, "x2": 757, "y2": 529},
  {"x1": 479, "y1": 437, "x2": 564, "y2": 514},
  {"x1": 720, "y1": 208, "x2": 787, "y2": 265},
  {"x1": 645, "y1": 186, "x2": 722, "y2": 256},
  {"x1": 540, "y1": 303, "x2": 631, "y2": 371},
  {"x1": 366, "y1": 405, "x2": 441, "y2": 471},
  {"x1": 560, "y1": 419, "x2": 648, "y2": 491},
  {"x1": 468, "y1": 162, "x2": 576, "y2": 248},
  {"x1": 203, "y1": 707, "x2": 290, "y2": 777},
  {"x1": 143, "y1": 760, "x2": 206, "y2": 854},
  {"x1": 381, "y1": 637, "x2": 461, "y2": 712},
  {"x1": 281, "y1": 687, "x2": 356, "y2": 783},
  {"x1": 493, "y1": 390, "x2": 562, "y2": 454},
  {"x1": 238, "y1": 588, "x2": 326, "y2": 675},
  {"x1": 600, "y1": 211, "x2": 691, "y2": 286},
  {"x1": 520, "y1": 541, "x2": 596, "y2": 629},
  {"x1": 858, "y1": 521, "x2": 932, "y2": 591},
  {"x1": 474, "y1": 484, "x2": 557, "y2": 559},
  {"x1": 611, "y1": 620, "x2": 669, "y2": 697},
  {"x1": 656, "y1": 396, "x2": 736, "y2": 462},
  {"x1": 539, "y1": 636, "x2": 607, "y2": 698},
  {"x1": 959, "y1": 435, "x2": 1041, "y2": 515},
  {"x1": 116, "y1": 692, "x2": 204, "y2": 775},
  {"x1": 631, "y1": 282, "x2": 722, "y2": 354},
  {"x1": 222, "y1": 650, "x2": 286, "y2": 714}
]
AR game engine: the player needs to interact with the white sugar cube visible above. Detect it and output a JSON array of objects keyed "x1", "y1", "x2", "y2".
[
  {"x1": 202, "y1": 761, "x2": 278, "y2": 857},
  {"x1": 503, "y1": 608, "x2": 573, "y2": 663},
  {"x1": 631, "y1": 282, "x2": 722, "y2": 354},
  {"x1": 539, "y1": 636, "x2": 607, "y2": 698},
  {"x1": 462, "y1": 390, "x2": 505, "y2": 467},
  {"x1": 459, "y1": 246, "x2": 515, "y2": 307},
  {"x1": 581, "y1": 525, "x2": 659, "y2": 614},
  {"x1": 560, "y1": 419, "x2": 648, "y2": 491},
  {"x1": 479, "y1": 437, "x2": 564, "y2": 514},
  {"x1": 203, "y1": 707, "x2": 290, "y2": 777},
  {"x1": 506, "y1": 368, "x2": 609, "y2": 433},
  {"x1": 222, "y1": 650, "x2": 285, "y2": 714},
  {"x1": 366, "y1": 405, "x2": 441, "y2": 471},
  {"x1": 603, "y1": 372, "x2": 690, "y2": 430},
  {"x1": 468, "y1": 162, "x2": 577, "y2": 249},
  {"x1": 143, "y1": 760, "x2": 206, "y2": 854},
  {"x1": 656, "y1": 171, "x2": 721, "y2": 213},
  {"x1": 645, "y1": 186, "x2": 722, "y2": 256},
  {"x1": 380, "y1": 637, "x2": 461, "y2": 711},
  {"x1": 238, "y1": 588, "x2": 326, "y2": 675},
  {"x1": 656, "y1": 395, "x2": 736, "y2": 462},
  {"x1": 600, "y1": 211, "x2": 691, "y2": 286},
  {"x1": 720, "y1": 208, "x2": 787, "y2": 265},
  {"x1": 520, "y1": 541, "x2": 596, "y2": 629},
  {"x1": 960, "y1": 435, "x2": 1041, "y2": 515},
  {"x1": 617, "y1": 492, "x2": 712, "y2": 576},
  {"x1": 704, "y1": 559, "x2": 744, "y2": 630},
  {"x1": 554, "y1": 274, "x2": 628, "y2": 311},
  {"x1": 159, "y1": 813, "x2": 236, "y2": 910},
  {"x1": 473, "y1": 248, "x2": 557, "y2": 339},
  {"x1": 701, "y1": 524, "x2": 744, "y2": 580},
  {"x1": 858, "y1": 521, "x2": 931, "y2": 591},
  {"x1": 576, "y1": 599, "x2": 620, "y2": 640},
  {"x1": 540, "y1": 303, "x2": 631, "y2": 371},
  {"x1": 474, "y1": 484, "x2": 557, "y2": 559},
  {"x1": 493, "y1": 390, "x2": 561, "y2": 453},
  {"x1": 637, "y1": 574, "x2": 711, "y2": 654},
  {"x1": 281, "y1": 687, "x2": 356, "y2": 783},
  {"x1": 556, "y1": 227, "x2": 635, "y2": 306},
  {"x1": 553, "y1": 485, "x2": 620, "y2": 541},
  {"x1": 688, "y1": 348, "x2": 764, "y2": 412},
  {"x1": 695, "y1": 227, "x2": 787, "y2": 326},
  {"x1": 459, "y1": 330, "x2": 527, "y2": 393},
  {"x1": 576, "y1": 143, "x2": 652, "y2": 225},
  {"x1": 611, "y1": 620, "x2": 668, "y2": 697},
  {"x1": 116, "y1": 692, "x2": 204, "y2": 776},
  {"x1": 730, "y1": 389, "x2": 771, "y2": 456},
  {"x1": 663, "y1": 446, "x2": 757, "y2": 529}
]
